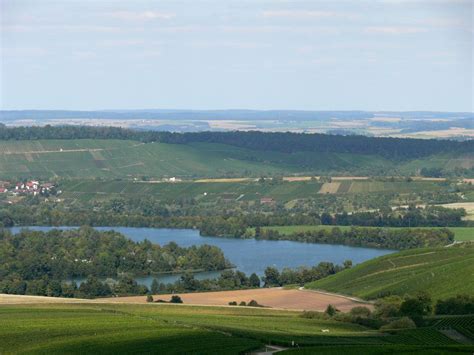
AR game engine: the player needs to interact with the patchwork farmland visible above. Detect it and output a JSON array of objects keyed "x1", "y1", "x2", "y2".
[{"x1": 57, "y1": 178, "x2": 449, "y2": 204}]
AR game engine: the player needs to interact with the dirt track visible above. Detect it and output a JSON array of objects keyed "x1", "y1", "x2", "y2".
[{"x1": 100, "y1": 288, "x2": 371, "y2": 312}]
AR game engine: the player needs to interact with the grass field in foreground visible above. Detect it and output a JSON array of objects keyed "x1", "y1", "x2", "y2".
[
  {"x1": 0, "y1": 303, "x2": 472, "y2": 354},
  {"x1": 306, "y1": 245, "x2": 474, "y2": 300},
  {"x1": 259, "y1": 225, "x2": 474, "y2": 241}
]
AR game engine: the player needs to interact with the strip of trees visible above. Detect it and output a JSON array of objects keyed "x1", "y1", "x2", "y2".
[{"x1": 0, "y1": 125, "x2": 472, "y2": 159}]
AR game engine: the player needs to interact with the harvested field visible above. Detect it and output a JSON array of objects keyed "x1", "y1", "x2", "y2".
[
  {"x1": 194, "y1": 178, "x2": 254, "y2": 183},
  {"x1": 331, "y1": 176, "x2": 369, "y2": 181},
  {"x1": 0, "y1": 294, "x2": 91, "y2": 304},
  {"x1": 318, "y1": 182, "x2": 341, "y2": 194},
  {"x1": 437, "y1": 202, "x2": 474, "y2": 214},
  {"x1": 283, "y1": 176, "x2": 313, "y2": 182},
  {"x1": 100, "y1": 288, "x2": 371, "y2": 312}
]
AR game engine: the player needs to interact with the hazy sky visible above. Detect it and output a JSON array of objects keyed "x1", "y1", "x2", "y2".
[{"x1": 1, "y1": 0, "x2": 472, "y2": 111}]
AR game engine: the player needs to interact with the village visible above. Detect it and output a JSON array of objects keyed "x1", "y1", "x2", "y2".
[{"x1": 0, "y1": 180, "x2": 57, "y2": 196}]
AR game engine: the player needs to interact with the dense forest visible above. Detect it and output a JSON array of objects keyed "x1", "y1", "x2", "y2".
[
  {"x1": 255, "y1": 227, "x2": 454, "y2": 250},
  {"x1": 0, "y1": 227, "x2": 231, "y2": 280},
  {"x1": 0, "y1": 125, "x2": 472, "y2": 159}
]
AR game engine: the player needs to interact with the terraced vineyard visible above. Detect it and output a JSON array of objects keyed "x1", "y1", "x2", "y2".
[{"x1": 306, "y1": 245, "x2": 474, "y2": 300}]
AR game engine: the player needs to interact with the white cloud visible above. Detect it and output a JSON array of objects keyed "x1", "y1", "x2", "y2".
[
  {"x1": 262, "y1": 10, "x2": 337, "y2": 19},
  {"x1": 1, "y1": 47, "x2": 48, "y2": 57},
  {"x1": 190, "y1": 41, "x2": 271, "y2": 49},
  {"x1": 72, "y1": 51, "x2": 97, "y2": 60},
  {"x1": 220, "y1": 25, "x2": 340, "y2": 35},
  {"x1": 2, "y1": 25, "x2": 125, "y2": 33},
  {"x1": 365, "y1": 26, "x2": 428, "y2": 35},
  {"x1": 108, "y1": 11, "x2": 175, "y2": 21}
]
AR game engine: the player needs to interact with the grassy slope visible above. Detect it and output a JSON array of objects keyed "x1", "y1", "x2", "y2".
[
  {"x1": 0, "y1": 139, "x2": 392, "y2": 180},
  {"x1": 260, "y1": 225, "x2": 474, "y2": 241},
  {"x1": 1, "y1": 303, "x2": 472, "y2": 354},
  {"x1": 305, "y1": 245, "x2": 474, "y2": 300},
  {"x1": 0, "y1": 139, "x2": 470, "y2": 180}
]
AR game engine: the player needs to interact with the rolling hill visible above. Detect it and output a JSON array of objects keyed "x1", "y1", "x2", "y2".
[
  {"x1": 0, "y1": 137, "x2": 471, "y2": 180},
  {"x1": 305, "y1": 244, "x2": 474, "y2": 300}
]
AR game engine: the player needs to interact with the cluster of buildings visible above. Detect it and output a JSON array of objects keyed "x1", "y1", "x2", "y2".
[{"x1": 0, "y1": 180, "x2": 56, "y2": 196}]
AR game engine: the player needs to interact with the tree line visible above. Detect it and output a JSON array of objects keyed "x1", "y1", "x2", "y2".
[
  {"x1": 0, "y1": 125, "x2": 472, "y2": 160},
  {"x1": 254, "y1": 227, "x2": 454, "y2": 250}
]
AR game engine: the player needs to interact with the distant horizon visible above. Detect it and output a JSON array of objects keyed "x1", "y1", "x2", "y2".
[{"x1": 1, "y1": 108, "x2": 473, "y2": 114}]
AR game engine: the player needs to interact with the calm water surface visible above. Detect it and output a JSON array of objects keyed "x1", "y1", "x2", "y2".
[{"x1": 11, "y1": 226, "x2": 395, "y2": 287}]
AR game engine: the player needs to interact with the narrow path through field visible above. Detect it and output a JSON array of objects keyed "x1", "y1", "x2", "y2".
[
  {"x1": 251, "y1": 345, "x2": 288, "y2": 354},
  {"x1": 1, "y1": 148, "x2": 107, "y2": 155}
]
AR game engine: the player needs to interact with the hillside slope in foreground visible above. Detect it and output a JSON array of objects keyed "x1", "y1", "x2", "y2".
[{"x1": 306, "y1": 244, "x2": 474, "y2": 300}]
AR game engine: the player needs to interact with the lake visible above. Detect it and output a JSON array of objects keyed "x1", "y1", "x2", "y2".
[{"x1": 10, "y1": 226, "x2": 395, "y2": 287}]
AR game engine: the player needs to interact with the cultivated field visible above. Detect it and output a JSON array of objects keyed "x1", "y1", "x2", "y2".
[
  {"x1": 58, "y1": 178, "x2": 449, "y2": 204},
  {"x1": 100, "y1": 288, "x2": 371, "y2": 312},
  {"x1": 306, "y1": 245, "x2": 474, "y2": 300},
  {"x1": 1, "y1": 303, "x2": 472, "y2": 354}
]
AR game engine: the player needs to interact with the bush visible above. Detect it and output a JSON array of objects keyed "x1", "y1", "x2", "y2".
[
  {"x1": 374, "y1": 296, "x2": 403, "y2": 318},
  {"x1": 350, "y1": 306, "x2": 372, "y2": 318},
  {"x1": 146, "y1": 294, "x2": 154, "y2": 303},
  {"x1": 228, "y1": 301, "x2": 237, "y2": 306},
  {"x1": 239, "y1": 301, "x2": 247, "y2": 306},
  {"x1": 435, "y1": 295, "x2": 474, "y2": 315},
  {"x1": 247, "y1": 300, "x2": 264, "y2": 307},
  {"x1": 380, "y1": 317, "x2": 416, "y2": 331},
  {"x1": 400, "y1": 292, "x2": 432, "y2": 317},
  {"x1": 325, "y1": 304, "x2": 338, "y2": 317},
  {"x1": 170, "y1": 295, "x2": 183, "y2": 304},
  {"x1": 300, "y1": 311, "x2": 325, "y2": 319}
]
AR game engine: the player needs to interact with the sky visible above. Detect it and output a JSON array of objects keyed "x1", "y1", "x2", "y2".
[{"x1": 0, "y1": 0, "x2": 472, "y2": 112}]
